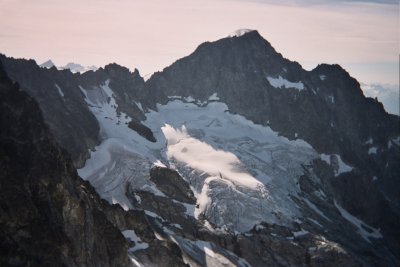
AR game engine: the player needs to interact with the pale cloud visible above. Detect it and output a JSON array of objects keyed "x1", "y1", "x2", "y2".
[{"x1": 361, "y1": 83, "x2": 399, "y2": 115}]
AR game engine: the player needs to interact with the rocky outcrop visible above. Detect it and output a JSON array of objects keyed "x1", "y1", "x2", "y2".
[
  {"x1": 150, "y1": 166, "x2": 196, "y2": 204},
  {"x1": 0, "y1": 54, "x2": 100, "y2": 168},
  {"x1": 235, "y1": 223, "x2": 361, "y2": 267},
  {"x1": 0, "y1": 63, "x2": 130, "y2": 266},
  {"x1": 0, "y1": 57, "x2": 148, "y2": 168},
  {"x1": 128, "y1": 120, "x2": 156, "y2": 142},
  {"x1": 80, "y1": 63, "x2": 146, "y2": 121}
]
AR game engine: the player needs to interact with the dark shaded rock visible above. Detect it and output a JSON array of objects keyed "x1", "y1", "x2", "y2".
[
  {"x1": 128, "y1": 120, "x2": 156, "y2": 142},
  {"x1": 132, "y1": 190, "x2": 198, "y2": 238},
  {"x1": 135, "y1": 240, "x2": 189, "y2": 267},
  {"x1": 0, "y1": 54, "x2": 100, "y2": 168},
  {"x1": 79, "y1": 63, "x2": 147, "y2": 120},
  {"x1": 150, "y1": 166, "x2": 196, "y2": 204},
  {"x1": 0, "y1": 63, "x2": 131, "y2": 266}
]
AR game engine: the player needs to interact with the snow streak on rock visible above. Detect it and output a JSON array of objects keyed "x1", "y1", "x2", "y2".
[{"x1": 267, "y1": 76, "x2": 304, "y2": 90}]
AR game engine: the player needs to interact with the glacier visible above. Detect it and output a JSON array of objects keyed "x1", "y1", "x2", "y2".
[{"x1": 78, "y1": 80, "x2": 322, "y2": 232}]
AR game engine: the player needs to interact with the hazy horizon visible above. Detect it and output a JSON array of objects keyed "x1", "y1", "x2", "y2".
[{"x1": 0, "y1": 0, "x2": 398, "y2": 114}]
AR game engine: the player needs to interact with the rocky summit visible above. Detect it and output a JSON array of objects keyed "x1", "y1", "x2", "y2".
[{"x1": 0, "y1": 30, "x2": 399, "y2": 266}]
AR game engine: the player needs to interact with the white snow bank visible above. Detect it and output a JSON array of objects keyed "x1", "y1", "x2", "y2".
[
  {"x1": 78, "y1": 80, "x2": 160, "y2": 210},
  {"x1": 267, "y1": 76, "x2": 304, "y2": 90},
  {"x1": 145, "y1": 100, "x2": 316, "y2": 231},
  {"x1": 162, "y1": 124, "x2": 263, "y2": 190}
]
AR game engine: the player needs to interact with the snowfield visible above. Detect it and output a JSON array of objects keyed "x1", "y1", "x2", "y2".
[
  {"x1": 267, "y1": 76, "x2": 304, "y2": 90},
  {"x1": 78, "y1": 81, "x2": 320, "y2": 232}
]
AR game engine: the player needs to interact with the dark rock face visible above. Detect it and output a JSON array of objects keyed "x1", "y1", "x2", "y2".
[
  {"x1": 128, "y1": 120, "x2": 156, "y2": 142},
  {"x1": 0, "y1": 55, "x2": 100, "y2": 168},
  {"x1": 0, "y1": 64, "x2": 189, "y2": 267},
  {"x1": 0, "y1": 56, "x2": 148, "y2": 168},
  {"x1": 235, "y1": 223, "x2": 361, "y2": 267},
  {"x1": 0, "y1": 64, "x2": 132, "y2": 266},
  {"x1": 80, "y1": 63, "x2": 146, "y2": 120},
  {"x1": 150, "y1": 166, "x2": 196, "y2": 204}
]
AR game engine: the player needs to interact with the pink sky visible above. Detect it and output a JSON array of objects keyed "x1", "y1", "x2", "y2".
[{"x1": 0, "y1": 0, "x2": 398, "y2": 85}]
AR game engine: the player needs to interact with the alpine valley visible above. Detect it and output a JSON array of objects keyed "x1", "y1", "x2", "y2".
[{"x1": 1, "y1": 30, "x2": 399, "y2": 267}]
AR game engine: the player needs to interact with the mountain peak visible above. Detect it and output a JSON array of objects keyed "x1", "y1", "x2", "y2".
[
  {"x1": 228, "y1": 29, "x2": 257, "y2": 38},
  {"x1": 40, "y1": 59, "x2": 55, "y2": 69},
  {"x1": 62, "y1": 62, "x2": 85, "y2": 73}
]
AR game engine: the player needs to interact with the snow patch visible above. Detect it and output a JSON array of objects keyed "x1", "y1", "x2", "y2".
[
  {"x1": 320, "y1": 154, "x2": 352, "y2": 176},
  {"x1": 153, "y1": 160, "x2": 167, "y2": 168},
  {"x1": 54, "y1": 84, "x2": 65, "y2": 98},
  {"x1": 208, "y1": 93, "x2": 220, "y2": 101},
  {"x1": 319, "y1": 75, "x2": 326, "y2": 80},
  {"x1": 368, "y1": 147, "x2": 378, "y2": 154},
  {"x1": 122, "y1": 230, "x2": 149, "y2": 252},
  {"x1": 135, "y1": 101, "x2": 144, "y2": 112},
  {"x1": 304, "y1": 198, "x2": 331, "y2": 222},
  {"x1": 334, "y1": 201, "x2": 382, "y2": 242},
  {"x1": 60, "y1": 62, "x2": 98, "y2": 73},
  {"x1": 292, "y1": 229, "x2": 309, "y2": 238},
  {"x1": 184, "y1": 96, "x2": 196, "y2": 102},
  {"x1": 228, "y1": 29, "x2": 253, "y2": 37},
  {"x1": 308, "y1": 218, "x2": 323, "y2": 228},
  {"x1": 40, "y1": 60, "x2": 55, "y2": 69},
  {"x1": 162, "y1": 124, "x2": 263, "y2": 190},
  {"x1": 392, "y1": 136, "x2": 400, "y2": 145},
  {"x1": 267, "y1": 76, "x2": 304, "y2": 90}
]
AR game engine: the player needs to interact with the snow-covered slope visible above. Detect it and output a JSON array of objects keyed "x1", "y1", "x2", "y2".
[
  {"x1": 78, "y1": 82, "x2": 319, "y2": 232},
  {"x1": 62, "y1": 62, "x2": 98, "y2": 73},
  {"x1": 40, "y1": 60, "x2": 98, "y2": 73},
  {"x1": 40, "y1": 59, "x2": 55, "y2": 69}
]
